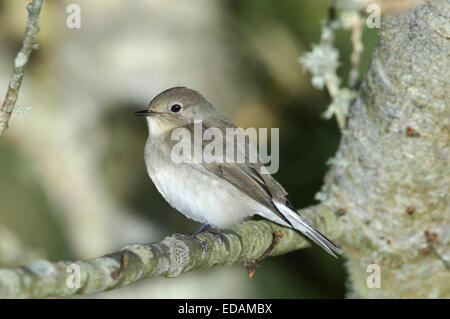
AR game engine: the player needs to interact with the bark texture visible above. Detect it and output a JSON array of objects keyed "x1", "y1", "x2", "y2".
[
  {"x1": 322, "y1": 0, "x2": 449, "y2": 298},
  {"x1": 0, "y1": 0, "x2": 43, "y2": 137},
  {"x1": 0, "y1": 206, "x2": 340, "y2": 298}
]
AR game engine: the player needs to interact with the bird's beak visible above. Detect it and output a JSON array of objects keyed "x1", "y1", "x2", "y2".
[{"x1": 135, "y1": 109, "x2": 155, "y2": 117}]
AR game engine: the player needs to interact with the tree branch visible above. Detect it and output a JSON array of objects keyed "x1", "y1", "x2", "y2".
[
  {"x1": 0, "y1": 205, "x2": 341, "y2": 298},
  {"x1": 0, "y1": 0, "x2": 44, "y2": 137}
]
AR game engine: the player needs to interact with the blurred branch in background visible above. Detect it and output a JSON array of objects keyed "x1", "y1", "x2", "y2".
[
  {"x1": 299, "y1": 0, "x2": 419, "y2": 131},
  {"x1": 0, "y1": 225, "x2": 43, "y2": 267},
  {"x1": 299, "y1": 0, "x2": 357, "y2": 130},
  {"x1": 0, "y1": 0, "x2": 43, "y2": 137},
  {"x1": 347, "y1": 13, "x2": 363, "y2": 89},
  {"x1": 0, "y1": 205, "x2": 341, "y2": 298}
]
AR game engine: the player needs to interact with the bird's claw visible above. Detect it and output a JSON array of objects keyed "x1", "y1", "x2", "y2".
[
  {"x1": 172, "y1": 232, "x2": 208, "y2": 253},
  {"x1": 171, "y1": 223, "x2": 234, "y2": 253},
  {"x1": 206, "y1": 230, "x2": 227, "y2": 245}
]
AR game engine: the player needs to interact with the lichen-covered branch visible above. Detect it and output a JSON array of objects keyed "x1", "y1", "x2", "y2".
[
  {"x1": 0, "y1": 0, "x2": 44, "y2": 137},
  {"x1": 0, "y1": 205, "x2": 341, "y2": 298},
  {"x1": 299, "y1": 1, "x2": 357, "y2": 129}
]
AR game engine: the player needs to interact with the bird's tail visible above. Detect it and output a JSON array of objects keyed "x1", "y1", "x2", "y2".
[{"x1": 274, "y1": 201, "x2": 342, "y2": 257}]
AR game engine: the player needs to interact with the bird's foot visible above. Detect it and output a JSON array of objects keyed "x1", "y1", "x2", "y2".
[
  {"x1": 197, "y1": 224, "x2": 235, "y2": 249},
  {"x1": 190, "y1": 223, "x2": 211, "y2": 236},
  {"x1": 172, "y1": 224, "x2": 236, "y2": 253},
  {"x1": 172, "y1": 224, "x2": 210, "y2": 253},
  {"x1": 206, "y1": 229, "x2": 228, "y2": 245},
  {"x1": 191, "y1": 223, "x2": 230, "y2": 246},
  {"x1": 245, "y1": 231, "x2": 283, "y2": 279}
]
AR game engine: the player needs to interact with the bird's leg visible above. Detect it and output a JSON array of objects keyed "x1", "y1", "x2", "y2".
[
  {"x1": 172, "y1": 224, "x2": 235, "y2": 252},
  {"x1": 206, "y1": 228, "x2": 230, "y2": 246},
  {"x1": 190, "y1": 223, "x2": 211, "y2": 236},
  {"x1": 191, "y1": 223, "x2": 229, "y2": 248},
  {"x1": 194, "y1": 223, "x2": 236, "y2": 250},
  {"x1": 192, "y1": 223, "x2": 231, "y2": 246},
  {"x1": 245, "y1": 231, "x2": 283, "y2": 279},
  {"x1": 172, "y1": 223, "x2": 211, "y2": 252}
]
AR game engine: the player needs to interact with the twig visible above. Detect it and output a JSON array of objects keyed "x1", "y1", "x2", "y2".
[
  {"x1": 326, "y1": 0, "x2": 337, "y2": 45},
  {"x1": 320, "y1": 1, "x2": 356, "y2": 130},
  {"x1": 246, "y1": 231, "x2": 283, "y2": 279},
  {"x1": 0, "y1": 205, "x2": 341, "y2": 298},
  {"x1": 299, "y1": 0, "x2": 357, "y2": 130},
  {"x1": 0, "y1": 0, "x2": 44, "y2": 137},
  {"x1": 348, "y1": 13, "x2": 363, "y2": 89}
]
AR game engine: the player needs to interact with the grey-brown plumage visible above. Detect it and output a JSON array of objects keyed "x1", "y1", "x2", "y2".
[{"x1": 137, "y1": 87, "x2": 342, "y2": 257}]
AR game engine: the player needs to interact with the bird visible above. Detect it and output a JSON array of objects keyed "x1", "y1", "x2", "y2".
[{"x1": 135, "y1": 87, "x2": 342, "y2": 257}]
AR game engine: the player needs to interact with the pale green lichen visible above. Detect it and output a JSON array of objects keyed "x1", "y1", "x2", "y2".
[
  {"x1": 26, "y1": 260, "x2": 55, "y2": 276},
  {"x1": 340, "y1": 10, "x2": 360, "y2": 29},
  {"x1": 299, "y1": 19, "x2": 357, "y2": 129},
  {"x1": 11, "y1": 105, "x2": 31, "y2": 117},
  {"x1": 162, "y1": 237, "x2": 191, "y2": 277},
  {"x1": 122, "y1": 244, "x2": 154, "y2": 264},
  {"x1": 299, "y1": 43, "x2": 340, "y2": 90},
  {"x1": 14, "y1": 52, "x2": 28, "y2": 68}
]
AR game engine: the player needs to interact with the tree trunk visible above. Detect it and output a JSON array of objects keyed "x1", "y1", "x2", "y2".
[{"x1": 323, "y1": 0, "x2": 449, "y2": 298}]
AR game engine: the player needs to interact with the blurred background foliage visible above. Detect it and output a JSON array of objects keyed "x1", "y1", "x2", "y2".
[{"x1": 0, "y1": 0, "x2": 378, "y2": 298}]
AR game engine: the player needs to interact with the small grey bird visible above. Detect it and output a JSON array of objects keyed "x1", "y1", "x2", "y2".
[{"x1": 136, "y1": 87, "x2": 342, "y2": 257}]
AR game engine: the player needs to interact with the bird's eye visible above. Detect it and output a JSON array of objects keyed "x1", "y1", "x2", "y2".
[{"x1": 170, "y1": 104, "x2": 182, "y2": 113}]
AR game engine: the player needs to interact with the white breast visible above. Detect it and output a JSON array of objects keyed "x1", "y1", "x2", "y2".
[{"x1": 143, "y1": 136, "x2": 269, "y2": 229}]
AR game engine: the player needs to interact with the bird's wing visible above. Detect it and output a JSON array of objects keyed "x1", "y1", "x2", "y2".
[
  {"x1": 180, "y1": 118, "x2": 292, "y2": 225},
  {"x1": 171, "y1": 118, "x2": 342, "y2": 257}
]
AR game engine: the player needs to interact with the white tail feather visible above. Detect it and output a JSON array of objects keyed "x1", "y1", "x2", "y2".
[{"x1": 273, "y1": 202, "x2": 342, "y2": 257}]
